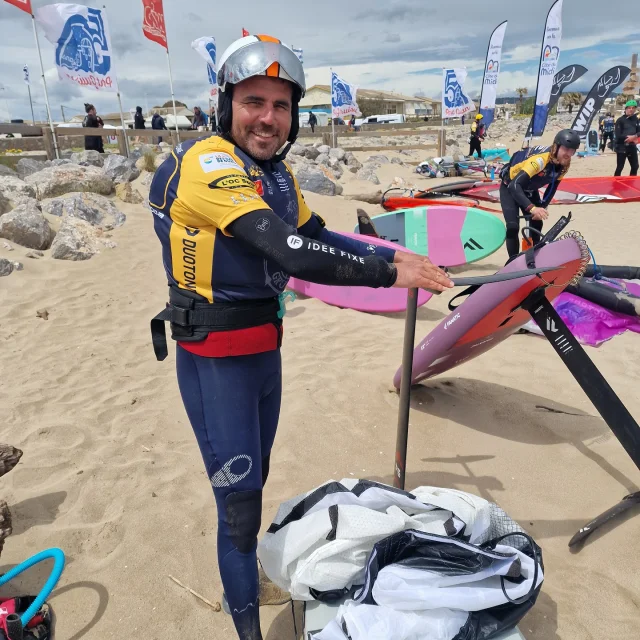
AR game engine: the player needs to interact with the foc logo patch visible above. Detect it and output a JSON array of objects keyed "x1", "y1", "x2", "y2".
[{"x1": 208, "y1": 175, "x2": 255, "y2": 190}]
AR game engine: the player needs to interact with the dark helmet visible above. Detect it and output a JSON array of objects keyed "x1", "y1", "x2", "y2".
[{"x1": 554, "y1": 129, "x2": 581, "y2": 150}]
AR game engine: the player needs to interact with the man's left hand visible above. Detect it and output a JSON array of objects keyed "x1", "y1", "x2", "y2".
[{"x1": 394, "y1": 251, "x2": 445, "y2": 271}]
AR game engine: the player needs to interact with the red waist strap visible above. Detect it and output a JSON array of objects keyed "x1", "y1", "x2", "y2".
[{"x1": 178, "y1": 323, "x2": 283, "y2": 358}]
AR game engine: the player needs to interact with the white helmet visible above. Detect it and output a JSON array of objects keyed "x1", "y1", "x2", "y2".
[{"x1": 217, "y1": 35, "x2": 305, "y2": 145}]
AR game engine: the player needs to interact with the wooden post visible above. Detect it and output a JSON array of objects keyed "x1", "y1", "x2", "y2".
[
  {"x1": 322, "y1": 132, "x2": 332, "y2": 147},
  {"x1": 170, "y1": 130, "x2": 180, "y2": 147},
  {"x1": 42, "y1": 127, "x2": 55, "y2": 161},
  {"x1": 116, "y1": 129, "x2": 128, "y2": 157},
  {"x1": 438, "y1": 129, "x2": 446, "y2": 156}
]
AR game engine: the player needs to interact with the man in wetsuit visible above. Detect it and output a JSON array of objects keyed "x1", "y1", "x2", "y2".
[
  {"x1": 148, "y1": 34, "x2": 453, "y2": 640},
  {"x1": 499, "y1": 129, "x2": 580, "y2": 258},
  {"x1": 469, "y1": 113, "x2": 486, "y2": 158},
  {"x1": 614, "y1": 100, "x2": 640, "y2": 176},
  {"x1": 599, "y1": 112, "x2": 615, "y2": 153}
]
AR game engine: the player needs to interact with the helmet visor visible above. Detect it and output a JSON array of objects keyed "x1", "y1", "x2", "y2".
[{"x1": 218, "y1": 40, "x2": 306, "y2": 95}]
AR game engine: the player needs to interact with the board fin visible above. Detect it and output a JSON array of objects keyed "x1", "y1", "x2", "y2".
[{"x1": 356, "y1": 209, "x2": 380, "y2": 238}]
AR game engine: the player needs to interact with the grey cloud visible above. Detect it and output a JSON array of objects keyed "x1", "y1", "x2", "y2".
[{"x1": 0, "y1": 0, "x2": 638, "y2": 121}]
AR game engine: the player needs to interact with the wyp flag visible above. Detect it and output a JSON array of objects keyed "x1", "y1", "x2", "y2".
[
  {"x1": 331, "y1": 72, "x2": 359, "y2": 118},
  {"x1": 442, "y1": 68, "x2": 475, "y2": 119},
  {"x1": 192, "y1": 37, "x2": 217, "y2": 97},
  {"x1": 4, "y1": 0, "x2": 32, "y2": 14},
  {"x1": 571, "y1": 66, "x2": 630, "y2": 138},
  {"x1": 525, "y1": 64, "x2": 588, "y2": 138},
  {"x1": 529, "y1": 0, "x2": 563, "y2": 138},
  {"x1": 479, "y1": 21, "x2": 507, "y2": 128},
  {"x1": 35, "y1": 4, "x2": 118, "y2": 92}
]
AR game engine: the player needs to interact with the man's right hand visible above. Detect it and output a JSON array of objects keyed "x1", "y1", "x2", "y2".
[
  {"x1": 530, "y1": 207, "x2": 549, "y2": 221},
  {"x1": 392, "y1": 260, "x2": 454, "y2": 292}
]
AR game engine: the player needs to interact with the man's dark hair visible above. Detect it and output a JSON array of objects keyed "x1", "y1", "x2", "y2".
[{"x1": 84, "y1": 103, "x2": 95, "y2": 113}]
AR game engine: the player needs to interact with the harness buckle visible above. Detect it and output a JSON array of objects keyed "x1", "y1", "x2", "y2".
[{"x1": 170, "y1": 306, "x2": 191, "y2": 327}]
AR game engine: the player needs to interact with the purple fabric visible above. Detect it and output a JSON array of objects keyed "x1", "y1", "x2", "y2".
[{"x1": 551, "y1": 292, "x2": 640, "y2": 346}]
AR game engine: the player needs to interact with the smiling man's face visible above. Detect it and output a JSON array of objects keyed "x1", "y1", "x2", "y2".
[{"x1": 230, "y1": 76, "x2": 293, "y2": 161}]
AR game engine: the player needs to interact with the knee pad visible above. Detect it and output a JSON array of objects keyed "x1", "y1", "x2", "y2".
[{"x1": 225, "y1": 490, "x2": 262, "y2": 554}]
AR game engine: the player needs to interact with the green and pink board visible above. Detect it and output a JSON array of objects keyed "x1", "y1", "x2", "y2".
[{"x1": 356, "y1": 205, "x2": 506, "y2": 267}]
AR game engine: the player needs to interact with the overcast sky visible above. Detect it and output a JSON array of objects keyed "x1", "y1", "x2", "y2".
[{"x1": 0, "y1": 0, "x2": 637, "y2": 122}]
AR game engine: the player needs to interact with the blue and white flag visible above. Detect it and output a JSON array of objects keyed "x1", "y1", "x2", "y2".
[
  {"x1": 479, "y1": 21, "x2": 507, "y2": 129},
  {"x1": 35, "y1": 4, "x2": 118, "y2": 92},
  {"x1": 191, "y1": 37, "x2": 217, "y2": 98},
  {"x1": 293, "y1": 48, "x2": 303, "y2": 64},
  {"x1": 23, "y1": 64, "x2": 30, "y2": 86},
  {"x1": 442, "y1": 68, "x2": 475, "y2": 119},
  {"x1": 529, "y1": 0, "x2": 563, "y2": 138},
  {"x1": 331, "y1": 71, "x2": 359, "y2": 118}
]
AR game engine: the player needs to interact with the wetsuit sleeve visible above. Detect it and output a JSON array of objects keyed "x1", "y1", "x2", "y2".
[
  {"x1": 291, "y1": 166, "x2": 396, "y2": 262},
  {"x1": 176, "y1": 148, "x2": 269, "y2": 234},
  {"x1": 228, "y1": 209, "x2": 398, "y2": 288},
  {"x1": 507, "y1": 171, "x2": 536, "y2": 212},
  {"x1": 298, "y1": 213, "x2": 396, "y2": 262}
]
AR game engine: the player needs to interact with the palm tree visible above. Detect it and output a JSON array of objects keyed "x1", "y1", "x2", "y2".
[
  {"x1": 561, "y1": 92, "x2": 583, "y2": 114},
  {"x1": 516, "y1": 87, "x2": 528, "y2": 114}
]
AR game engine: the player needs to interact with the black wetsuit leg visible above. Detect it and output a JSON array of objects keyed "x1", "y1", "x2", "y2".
[{"x1": 469, "y1": 137, "x2": 482, "y2": 158}]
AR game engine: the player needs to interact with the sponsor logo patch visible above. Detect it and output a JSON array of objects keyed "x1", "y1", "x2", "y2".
[
  {"x1": 208, "y1": 175, "x2": 255, "y2": 190},
  {"x1": 199, "y1": 152, "x2": 241, "y2": 173},
  {"x1": 254, "y1": 179, "x2": 265, "y2": 196}
]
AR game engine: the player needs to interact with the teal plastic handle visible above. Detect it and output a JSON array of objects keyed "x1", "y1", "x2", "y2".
[{"x1": 277, "y1": 291, "x2": 296, "y2": 319}]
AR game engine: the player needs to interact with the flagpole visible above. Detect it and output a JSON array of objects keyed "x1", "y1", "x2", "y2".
[
  {"x1": 330, "y1": 67, "x2": 336, "y2": 148},
  {"x1": 27, "y1": 84, "x2": 35, "y2": 125},
  {"x1": 101, "y1": 5, "x2": 130, "y2": 156},
  {"x1": 31, "y1": 13, "x2": 59, "y2": 159},
  {"x1": 165, "y1": 48, "x2": 180, "y2": 135},
  {"x1": 441, "y1": 68, "x2": 445, "y2": 157}
]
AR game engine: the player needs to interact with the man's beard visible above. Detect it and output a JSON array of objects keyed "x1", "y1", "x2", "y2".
[{"x1": 236, "y1": 125, "x2": 286, "y2": 161}]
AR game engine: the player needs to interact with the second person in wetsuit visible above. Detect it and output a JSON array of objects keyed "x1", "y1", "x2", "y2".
[
  {"x1": 499, "y1": 129, "x2": 580, "y2": 258},
  {"x1": 469, "y1": 113, "x2": 486, "y2": 158},
  {"x1": 614, "y1": 100, "x2": 640, "y2": 176}
]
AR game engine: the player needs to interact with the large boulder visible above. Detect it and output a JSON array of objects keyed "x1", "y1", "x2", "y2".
[
  {"x1": 0, "y1": 192, "x2": 10, "y2": 216},
  {"x1": 0, "y1": 176, "x2": 37, "y2": 207},
  {"x1": 317, "y1": 145, "x2": 331, "y2": 155},
  {"x1": 70, "y1": 150, "x2": 104, "y2": 167},
  {"x1": 315, "y1": 153, "x2": 330, "y2": 166},
  {"x1": 0, "y1": 165, "x2": 16, "y2": 178},
  {"x1": 155, "y1": 152, "x2": 171, "y2": 169},
  {"x1": 116, "y1": 183, "x2": 144, "y2": 205},
  {"x1": 345, "y1": 153, "x2": 363, "y2": 172},
  {"x1": 328, "y1": 147, "x2": 346, "y2": 162},
  {"x1": 0, "y1": 201, "x2": 54, "y2": 250},
  {"x1": 50, "y1": 216, "x2": 114, "y2": 261},
  {"x1": 25, "y1": 165, "x2": 114, "y2": 199},
  {"x1": 304, "y1": 146, "x2": 320, "y2": 161},
  {"x1": 356, "y1": 164, "x2": 381, "y2": 185},
  {"x1": 16, "y1": 158, "x2": 51, "y2": 180},
  {"x1": 42, "y1": 193, "x2": 126, "y2": 230},
  {"x1": 295, "y1": 166, "x2": 342, "y2": 196},
  {"x1": 51, "y1": 159, "x2": 73, "y2": 167},
  {"x1": 102, "y1": 154, "x2": 141, "y2": 184},
  {"x1": 290, "y1": 143, "x2": 306, "y2": 156}
]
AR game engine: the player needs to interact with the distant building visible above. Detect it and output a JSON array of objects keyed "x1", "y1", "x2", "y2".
[{"x1": 300, "y1": 85, "x2": 440, "y2": 117}]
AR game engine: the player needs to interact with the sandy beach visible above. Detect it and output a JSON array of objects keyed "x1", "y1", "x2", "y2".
[{"x1": 0, "y1": 129, "x2": 639, "y2": 639}]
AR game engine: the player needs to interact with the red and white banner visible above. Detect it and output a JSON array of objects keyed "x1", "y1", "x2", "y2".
[
  {"x1": 4, "y1": 0, "x2": 33, "y2": 14},
  {"x1": 142, "y1": 0, "x2": 167, "y2": 49},
  {"x1": 242, "y1": 28, "x2": 249, "y2": 37}
]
